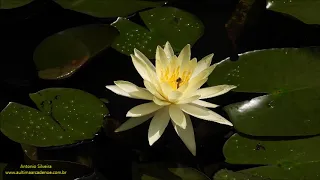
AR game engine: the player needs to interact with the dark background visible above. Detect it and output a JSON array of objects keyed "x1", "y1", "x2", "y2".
[{"x1": 1, "y1": 0, "x2": 320, "y2": 179}]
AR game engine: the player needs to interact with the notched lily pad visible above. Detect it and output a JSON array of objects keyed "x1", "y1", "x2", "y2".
[
  {"x1": 267, "y1": 0, "x2": 320, "y2": 24},
  {"x1": 208, "y1": 47, "x2": 320, "y2": 93},
  {"x1": 0, "y1": 88, "x2": 108, "y2": 147},
  {"x1": 112, "y1": 18, "x2": 165, "y2": 58},
  {"x1": 33, "y1": 24, "x2": 119, "y2": 80},
  {"x1": 224, "y1": 86, "x2": 320, "y2": 136},
  {"x1": 140, "y1": 7, "x2": 204, "y2": 51},
  {"x1": 112, "y1": 7, "x2": 204, "y2": 59},
  {"x1": 223, "y1": 133, "x2": 320, "y2": 165},
  {"x1": 54, "y1": 0, "x2": 165, "y2": 18},
  {"x1": 0, "y1": 0, "x2": 33, "y2": 9}
]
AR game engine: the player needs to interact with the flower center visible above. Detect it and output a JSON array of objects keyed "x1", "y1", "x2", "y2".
[{"x1": 160, "y1": 65, "x2": 192, "y2": 90}]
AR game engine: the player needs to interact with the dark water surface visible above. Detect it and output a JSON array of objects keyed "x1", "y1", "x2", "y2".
[{"x1": 1, "y1": 0, "x2": 320, "y2": 179}]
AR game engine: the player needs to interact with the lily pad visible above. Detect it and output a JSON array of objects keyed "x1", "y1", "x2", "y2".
[
  {"x1": 224, "y1": 85, "x2": 320, "y2": 136},
  {"x1": 33, "y1": 24, "x2": 118, "y2": 80},
  {"x1": 207, "y1": 47, "x2": 320, "y2": 93},
  {"x1": 0, "y1": 0, "x2": 33, "y2": 9},
  {"x1": 240, "y1": 161, "x2": 320, "y2": 180},
  {"x1": 0, "y1": 88, "x2": 108, "y2": 147},
  {"x1": 267, "y1": 0, "x2": 320, "y2": 24},
  {"x1": 223, "y1": 133, "x2": 320, "y2": 165},
  {"x1": 140, "y1": 7, "x2": 204, "y2": 51},
  {"x1": 213, "y1": 169, "x2": 266, "y2": 180},
  {"x1": 54, "y1": 0, "x2": 165, "y2": 18},
  {"x1": 111, "y1": 7, "x2": 204, "y2": 58}
]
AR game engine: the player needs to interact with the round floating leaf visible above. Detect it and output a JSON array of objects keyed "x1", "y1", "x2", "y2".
[
  {"x1": 54, "y1": 0, "x2": 165, "y2": 18},
  {"x1": 140, "y1": 7, "x2": 204, "y2": 51},
  {"x1": 112, "y1": 7, "x2": 204, "y2": 59},
  {"x1": 0, "y1": 0, "x2": 33, "y2": 9},
  {"x1": 240, "y1": 162, "x2": 320, "y2": 180},
  {"x1": 213, "y1": 169, "x2": 266, "y2": 180},
  {"x1": 223, "y1": 133, "x2": 320, "y2": 165},
  {"x1": 224, "y1": 86, "x2": 320, "y2": 136},
  {"x1": 33, "y1": 24, "x2": 119, "y2": 80},
  {"x1": 112, "y1": 18, "x2": 165, "y2": 58},
  {"x1": 267, "y1": 0, "x2": 320, "y2": 24},
  {"x1": 0, "y1": 88, "x2": 108, "y2": 147},
  {"x1": 207, "y1": 48, "x2": 320, "y2": 93}
]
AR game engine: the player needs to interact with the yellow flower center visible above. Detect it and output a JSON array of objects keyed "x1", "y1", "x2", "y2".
[{"x1": 160, "y1": 65, "x2": 192, "y2": 90}]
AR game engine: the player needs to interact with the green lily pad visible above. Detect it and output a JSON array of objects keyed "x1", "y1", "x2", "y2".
[
  {"x1": 54, "y1": 0, "x2": 165, "y2": 18},
  {"x1": 33, "y1": 24, "x2": 118, "y2": 80},
  {"x1": 0, "y1": 88, "x2": 108, "y2": 147},
  {"x1": 111, "y1": 7, "x2": 204, "y2": 59},
  {"x1": 0, "y1": 0, "x2": 33, "y2": 9},
  {"x1": 224, "y1": 85, "x2": 320, "y2": 136},
  {"x1": 112, "y1": 18, "x2": 165, "y2": 58},
  {"x1": 213, "y1": 169, "x2": 266, "y2": 180},
  {"x1": 207, "y1": 47, "x2": 320, "y2": 93},
  {"x1": 132, "y1": 163, "x2": 210, "y2": 180},
  {"x1": 140, "y1": 7, "x2": 204, "y2": 51},
  {"x1": 223, "y1": 133, "x2": 320, "y2": 165},
  {"x1": 267, "y1": 0, "x2": 320, "y2": 24},
  {"x1": 240, "y1": 162, "x2": 320, "y2": 180}
]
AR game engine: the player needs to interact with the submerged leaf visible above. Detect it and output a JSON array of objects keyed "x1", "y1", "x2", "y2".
[{"x1": 33, "y1": 24, "x2": 118, "y2": 80}]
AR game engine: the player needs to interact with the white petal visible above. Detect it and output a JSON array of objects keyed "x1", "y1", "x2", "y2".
[
  {"x1": 177, "y1": 95, "x2": 200, "y2": 104},
  {"x1": 134, "y1": 49, "x2": 155, "y2": 70},
  {"x1": 173, "y1": 113, "x2": 196, "y2": 156},
  {"x1": 191, "y1": 100, "x2": 219, "y2": 108},
  {"x1": 131, "y1": 54, "x2": 152, "y2": 82},
  {"x1": 169, "y1": 105, "x2": 187, "y2": 129},
  {"x1": 196, "y1": 85, "x2": 237, "y2": 99},
  {"x1": 106, "y1": 85, "x2": 131, "y2": 98},
  {"x1": 191, "y1": 53, "x2": 213, "y2": 79},
  {"x1": 114, "y1": 80, "x2": 153, "y2": 100},
  {"x1": 182, "y1": 78, "x2": 208, "y2": 98},
  {"x1": 164, "y1": 42, "x2": 175, "y2": 59},
  {"x1": 148, "y1": 107, "x2": 170, "y2": 145},
  {"x1": 160, "y1": 82, "x2": 173, "y2": 98},
  {"x1": 179, "y1": 104, "x2": 233, "y2": 126},
  {"x1": 168, "y1": 91, "x2": 182, "y2": 102},
  {"x1": 190, "y1": 64, "x2": 216, "y2": 81},
  {"x1": 178, "y1": 44, "x2": 191, "y2": 64},
  {"x1": 143, "y1": 80, "x2": 165, "y2": 100},
  {"x1": 153, "y1": 96, "x2": 170, "y2": 106},
  {"x1": 126, "y1": 102, "x2": 163, "y2": 117},
  {"x1": 156, "y1": 46, "x2": 169, "y2": 65},
  {"x1": 115, "y1": 113, "x2": 154, "y2": 132}
]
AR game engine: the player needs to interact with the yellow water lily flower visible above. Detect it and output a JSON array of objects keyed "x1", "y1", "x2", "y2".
[{"x1": 106, "y1": 42, "x2": 236, "y2": 156}]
